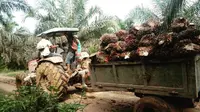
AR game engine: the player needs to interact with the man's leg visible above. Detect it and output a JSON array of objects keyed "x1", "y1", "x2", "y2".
[
  {"x1": 67, "y1": 64, "x2": 71, "y2": 71},
  {"x1": 66, "y1": 52, "x2": 73, "y2": 71},
  {"x1": 78, "y1": 70, "x2": 88, "y2": 87}
]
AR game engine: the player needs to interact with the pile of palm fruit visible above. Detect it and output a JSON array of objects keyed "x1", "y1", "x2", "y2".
[{"x1": 95, "y1": 17, "x2": 200, "y2": 63}]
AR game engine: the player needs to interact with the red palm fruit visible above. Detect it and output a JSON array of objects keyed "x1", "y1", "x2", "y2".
[
  {"x1": 139, "y1": 33, "x2": 156, "y2": 46},
  {"x1": 129, "y1": 26, "x2": 139, "y2": 35},
  {"x1": 100, "y1": 33, "x2": 118, "y2": 46},
  {"x1": 171, "y1": 17, "x2": 189, "y2": 33},
  {"x1": 96, "y1": 51, "x2": 110, "y2": 63},
  {"x1": 115, "y1": 41, "x2": 127, "y2": 52},
  {"x1": 125, "y1": 34, "x2": 137, "y2": 50},
  {"x1": 137, "y1": 46, "x2": 153, "y2": 56},
  {"x1": 115, "y1": 30, "x2": 129, "y2": 41}
]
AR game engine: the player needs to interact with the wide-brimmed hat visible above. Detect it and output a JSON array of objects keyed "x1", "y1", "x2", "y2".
[
  {"x1": 74, "y1": 35, "x2": 78, "y2": 38},
  {"x1": 80, "y1": 52, "x2": 89, "y2": 60}
]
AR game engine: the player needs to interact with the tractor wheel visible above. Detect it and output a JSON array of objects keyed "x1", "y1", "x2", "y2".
[
  {"x1": 134, "y1": 96, "x2": 177, "y2": 112},
  {"x1": 16, "y1": 73, "x2": 27, "y2": 89},
  {"x1": 36, "y1": 62, "x2": 69, "y2": 97}
]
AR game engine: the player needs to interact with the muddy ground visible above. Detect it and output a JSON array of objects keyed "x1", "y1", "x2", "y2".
[
  {"x1": 0, "y1": 75, "x2": 200, "y2": 112},
  {"x1": 64, "y1": 87, "x2": 200, "y2": 112},
  {"x1": 0, "y1": 81, "x2": 138, "y2": 112},
  {"x1": 65, "y1": 87, "x2": 139, "y2": 112}
]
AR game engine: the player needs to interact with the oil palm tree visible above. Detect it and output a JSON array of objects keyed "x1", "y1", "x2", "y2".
[
  {"x1": 0, "y1": 0, "x2": 31, "y2": 29},
  {"x1": 27, "y1": 0, "x2": 120, "y2": 39},
  {"x1": 181, "y1": 0, "x2": 200, "y2": 29},
  {"x1": 126, "y1": 0, "x2": 186, "y2": 31},
  {"x1": 0, "y1": 0, "x2": 35, "y2": 68},
  {"x1": 0, "y1": 27, "x2": 36, "y2": 69}
]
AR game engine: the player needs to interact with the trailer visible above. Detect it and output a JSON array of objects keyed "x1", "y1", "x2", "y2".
[{"x1": 90, "y1": 55, "x2": 200, "y2": 112}]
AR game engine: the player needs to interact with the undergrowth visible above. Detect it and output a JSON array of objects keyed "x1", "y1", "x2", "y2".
[{"x1": 0, "y1": 86, "x2": 84, "y2": 112}]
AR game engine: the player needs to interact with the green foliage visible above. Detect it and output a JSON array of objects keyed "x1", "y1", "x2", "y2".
[
  {"x1": 88, "y1": 46, "x2": 98, "y2": 54},
  {"x1": 126, "y1": 0, "x2": 186, "y2": 31},
  {"x1": 162, "y1": 0, "x2": 186, "y2": 29},
  {"x1": 0, "y1": 0, "x2": 34, "y2": 69},
  {"x1": 0, "y1": 58, "x2": 7, "y2": 70},
  {"x1": 1, "y1": 16, "x2": 18, "y2": 32},
  {"x1": 78, "y1": 16, "x2": 120, "y2": 40},
  {"x1": 126, "y1": 6, "x2": 160, "y2": 24},
  {"x1": 0, "y1": 69, "x2": 24, "y2": 77},
  {"x1": 82, "y1": 38, "x2": 99, "y2": 54},
  {"x1": 1, "y1": 0, "x2": 197, "y2": 70},
  {"x1": 26, "y1": 0, "x2": 119, "y2": 40},
  {"x1": 0, "y1": 28, "x2": 38, "y2": 69},
  {"x1": 118, "y1": 17, "x2": 134, "y2": 30},
  {"x1": 30, "y1": 0, "x2": 101, "y2": 34},
  {"x1": 181, "y1": 0, "x2": 200, "y2": 29},
  {"x1": 0, "y1": 0, "x2": 31, "y2": 29},
  {"x1": 0, "y1": 0, "x2": 120, "y2": 69},
  {"x1": 58, "y1": 103, "x2": 85, "y2": 112},
  {"x1": 0, "y1": 86, "x2": 58, "y2": 112},
  {"x1": 0, "y1": 86, "x2": 84, "y2": 112}
]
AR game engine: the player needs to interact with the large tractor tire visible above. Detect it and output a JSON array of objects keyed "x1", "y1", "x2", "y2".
[
  {"x1": 36, "y1": 62, "x2": 69, "y2": 97},
  {"x1": 16, "y1": 73, "x2": 27, "y2": 89},
  {"x1": 134, "y1": 96, "x2": 177, "y2": 112}
]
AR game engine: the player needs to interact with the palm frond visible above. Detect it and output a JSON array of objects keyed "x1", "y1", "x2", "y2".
[
  {"x1": 162, "y1": 0, "x2": 186, "y2": 29},
  {"x1": 76, "y1": 6, "x2": 102, "y2": 27},
  {"x1": 78, "y1": 16, "x2": 120, "y2": 40},
  {"x1": 0, "y1": 0, "x2": 31, "y2": 14},
  {"x1": 14, "y1": 27, "x2": 32, "y2": 37},
  {"x1": 182, "y1": 0, "x2": 200, "y2": 28},
  {"x1": 152, "y1": 0, "x2": 168, "y2": 18},
  {"x1": 126, "y1": 6, "x2": 160, "y2": 24},
  {"x1": 0, "y1": 28, "x2": 37, "y2": 67},
  {"x1": 72, "y1": 0, "x2": 87, "y2": 26},
  {"x1": 0, "y1": 0, "x2": 31, "y2": 29}
]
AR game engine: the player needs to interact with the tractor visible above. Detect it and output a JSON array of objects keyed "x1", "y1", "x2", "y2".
[{"x1": 16, "y1": 28, "x2": 86, "y2": 97}]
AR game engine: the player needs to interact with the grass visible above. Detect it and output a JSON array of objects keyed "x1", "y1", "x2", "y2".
[
  {"x1": 0, "y1": 89, "x2": 8, "y2": 95},
  {"x1": 58, "y1": 103, "x2": 85, "y2": 112},
  {"x1": 3, "y1": 70, "x2": 25, "y2": 77},
  {"x1": 0, "y1": 68, "x2": 25, "y2": 77}
]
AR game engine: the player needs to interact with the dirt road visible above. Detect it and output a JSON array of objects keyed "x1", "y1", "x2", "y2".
[
  {"x1": 65, "y1": 88, "x2": 139, "y2": 112},
  {"x1": 0, "y1": 82, "x2": 16, "y2": 93},
  {"x1": 0, "y1": 81, "x2": 139, "y2": 112},
  {"x1": 0, "y1": 78, "x2": 200, "y2": 112},
  {"x1": 64, "y1": 88, "x2": 200, "y2": 112}
]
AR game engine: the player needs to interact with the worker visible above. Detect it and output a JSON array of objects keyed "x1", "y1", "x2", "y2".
[
  {"x1": 36, "y1": 35, "x2": 53, "y2": 58},
  {"x1": 66, "y1": 34, "x2": 79, "y2": 72},
  {"x1": 76, "y1": 52, "x2": 91, "y2": 87},
  {"x1": 75, "y1": 35, "x2": 82, "y2": 60},
  {"x1": 73, "y1": 35, "x2": 82, "y2": 69}
]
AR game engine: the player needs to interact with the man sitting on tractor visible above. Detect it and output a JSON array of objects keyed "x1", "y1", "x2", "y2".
[
  {"x1": 76, "y1": 52, "x2": 91, "y2": 87},
  {"x1": 36, "y1": 35, "x2": 53, "y2": 58}
]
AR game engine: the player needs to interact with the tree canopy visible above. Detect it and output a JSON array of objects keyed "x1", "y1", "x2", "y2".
[
  {"x1": 26, "y1": 0, "x2": 120, "y2": 40},
  {"x1": 126, "y1": 0, "x2": 188, "y2": 31},
  {"x1": 0, "y1": 0, "x2": 200, "y2": 69}
]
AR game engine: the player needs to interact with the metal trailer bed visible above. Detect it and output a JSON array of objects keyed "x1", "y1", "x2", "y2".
[{"x1": 90, "y1": 55, "x2": 200, "y2": 111}]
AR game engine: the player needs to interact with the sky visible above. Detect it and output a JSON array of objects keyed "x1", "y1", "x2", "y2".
[{"x1": 13, "y1": 0, "x2": 153, "y2": 33}]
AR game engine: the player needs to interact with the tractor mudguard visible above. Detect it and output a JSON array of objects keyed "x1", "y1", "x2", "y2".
[
  {"x1": 28, "y1": 60, "x2": 38, "y2": 73},
  {"x1": 39, "y1": 56, "x2": 64, "y2": 64}
]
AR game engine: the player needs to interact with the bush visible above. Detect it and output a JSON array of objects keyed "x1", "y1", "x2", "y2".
[
  {"x1": 82, "y1": 38, "x2": 99, "y2": 54},
  {"x1": 58, "y1": 103, "x2": 85, "y2": 112},
  {"x1": 0, "y1": 86, "x2": 84, "y2": 112}
]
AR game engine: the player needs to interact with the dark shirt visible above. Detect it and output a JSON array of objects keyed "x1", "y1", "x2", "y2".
[{"x1": 67, "y1": 33, "x2": 75, "y2": 53}]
